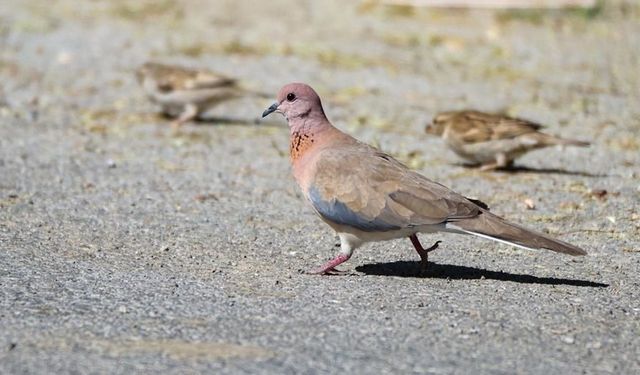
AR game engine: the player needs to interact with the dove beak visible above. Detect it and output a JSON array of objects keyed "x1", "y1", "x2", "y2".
[{"x1": 262, "y1": 102, "x2": 279, "y2": 118}]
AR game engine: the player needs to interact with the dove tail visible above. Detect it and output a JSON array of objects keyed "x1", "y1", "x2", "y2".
[{"x1": 448, "y1": 212, "x2": 587, "y2": 256}]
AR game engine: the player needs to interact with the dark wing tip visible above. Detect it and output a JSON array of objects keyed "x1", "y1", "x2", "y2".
[
  {"x1": 466, "y1": 197, "x2": 490, "y2": 211},
  {"x1": 566, "y1": 246, "x2": 588, "y2": 256}
]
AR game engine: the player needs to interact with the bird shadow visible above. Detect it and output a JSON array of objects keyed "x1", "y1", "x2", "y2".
[
  {"x1": 495, "y1": 165, "x2": 606, "y2": 178},
  {"x1": 453, "y1": 163, "x2": 604, "y2": 177},
  {"x1": 355, "y1": 261, "x2": 608, "y2": 288},
  {"x1": 194, "y1": 116, "x2": 284, "y2": 127}
]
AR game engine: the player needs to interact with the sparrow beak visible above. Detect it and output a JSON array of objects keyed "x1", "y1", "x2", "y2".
[
  {"x1": 424, "y1": 124, "x2": 434, "y2": 134},
  {"x1": 262, "y1": 102, "x2": 279, "y2": 118}
]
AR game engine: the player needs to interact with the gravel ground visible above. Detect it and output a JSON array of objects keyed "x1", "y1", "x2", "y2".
[{"x1": 1, "y1": 1, "x2": 639, "y2": 374}]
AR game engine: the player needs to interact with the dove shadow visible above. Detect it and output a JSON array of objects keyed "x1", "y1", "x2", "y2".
[{"x1": 355, "y1": 261, "x2": 608, "y2": 287}]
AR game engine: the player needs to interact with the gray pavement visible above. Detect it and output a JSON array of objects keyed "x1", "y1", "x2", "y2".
[{"x1": 0, "y1": 1, "x2": 639, "y2": 374}]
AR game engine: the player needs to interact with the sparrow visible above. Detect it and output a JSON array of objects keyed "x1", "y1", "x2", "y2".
[
  {"x1": 136, "y1": 62, "x2": 269, "y2": 127},
  {"x1": 425, "y1": 110, "x2": 590, "y2": 170}
]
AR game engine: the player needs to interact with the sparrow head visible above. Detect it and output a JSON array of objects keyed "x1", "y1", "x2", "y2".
[
  {"x1": 136, "y1": 62, "x2": 167, "y2": 83},
  {"x1": 262, "y1": 83, "x2": 325, "y2": 122},
  {"x1": 425, "y1": 112, "x2": 453, "y2": 136}
]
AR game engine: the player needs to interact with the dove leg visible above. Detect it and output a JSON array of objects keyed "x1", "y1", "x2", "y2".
[
  {"x1": 309, "y1": 254, "x2": 351, "y2": 275},
  {"x1": 409, "y1": 234, "x2": 441, "y2": 269},
  {"x1": 172, "y1": 103, "x2": 199, "y2": 127},
  {"x1": 309, "y1": 233, "x2": 359, "y2": 275}
]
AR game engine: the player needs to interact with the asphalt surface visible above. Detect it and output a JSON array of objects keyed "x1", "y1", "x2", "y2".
[{"x1": 1, "y1": 1, "x2": 639, "y2": 374}]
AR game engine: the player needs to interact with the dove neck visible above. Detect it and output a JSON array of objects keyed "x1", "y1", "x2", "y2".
[{"x1": 288, "y1": 115, "x2": 334, "y2": 162}]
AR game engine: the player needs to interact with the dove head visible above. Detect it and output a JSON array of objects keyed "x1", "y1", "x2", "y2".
[
  {"x1": 262, "y1": 83, "x2": 327, "y2": 125},
  {"x1": 262, "y1": 83, "x2": 335, "y2": 163}
]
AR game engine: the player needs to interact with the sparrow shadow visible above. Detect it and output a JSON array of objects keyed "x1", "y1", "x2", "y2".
[
  {"x1": 194, "y1": 116, "x2": 285, "y2": 127},
  {"x1": 453, "y1": 162, "x2": 604, "y2": 177},
  {"x1": 355, "y1": 261, "x2": 608, "y2": 288},
  {"x1": 495, "y1": 165, "x2": 606, "y2": 178}
]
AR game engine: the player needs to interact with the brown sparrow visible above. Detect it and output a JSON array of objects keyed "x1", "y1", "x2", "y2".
[
  {"x1": 426, "y1": 110, "x2": 589, "y2": 170},
  {"x1": 136, "y1": 62, "x2": 269, "y2": 127}
]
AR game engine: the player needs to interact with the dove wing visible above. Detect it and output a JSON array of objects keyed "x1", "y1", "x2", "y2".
[{"x1": 307, "y1": 144, "x2": 483, "y2": 232}]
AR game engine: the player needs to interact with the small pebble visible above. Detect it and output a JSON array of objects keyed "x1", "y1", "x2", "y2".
[{"x1": 561, "y1": 336, "x2": 575, "y2": 344}]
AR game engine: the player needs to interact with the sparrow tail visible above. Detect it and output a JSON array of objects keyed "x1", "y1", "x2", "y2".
[
  {"x1": 543, "y1": 134, "x2": 590, "y2": 147},
  {"x1": 556, "y1": 138, "x2": 590, "y2": 147}
]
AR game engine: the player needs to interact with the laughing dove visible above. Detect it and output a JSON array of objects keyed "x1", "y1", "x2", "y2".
[
  {"x1": 136, "y1": 62, "x2": 270, "y2": 127},
  {"x1": 425, "y1": 110, "x2": 590, "y2": 170},
  {"x1": 262, "y1": 83, "x2": 586, "y2": 275}
]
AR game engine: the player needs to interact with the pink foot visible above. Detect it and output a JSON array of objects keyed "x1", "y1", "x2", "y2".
[{"x1": 308, "y1": 254, "x2": 351, "y2": 275}]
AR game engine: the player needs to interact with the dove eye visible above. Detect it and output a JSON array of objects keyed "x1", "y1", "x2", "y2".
[{"x1": 286, "y1": 93, "x2": 296, "y2": 102}]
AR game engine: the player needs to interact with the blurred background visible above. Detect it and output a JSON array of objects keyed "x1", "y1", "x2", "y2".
[{"x1": 1, "y1": 1, "x2": 638, "y2": 165}]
